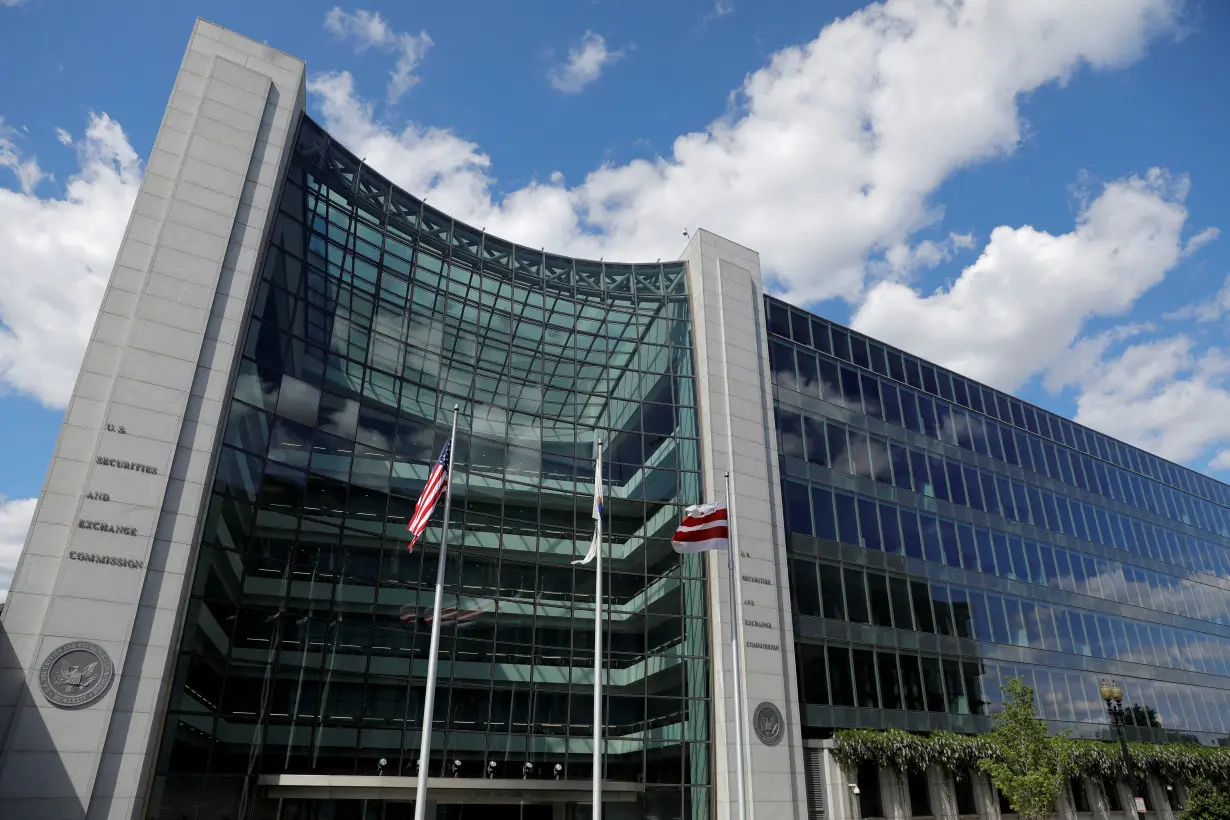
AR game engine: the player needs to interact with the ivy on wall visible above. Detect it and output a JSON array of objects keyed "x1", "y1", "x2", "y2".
[{"x1": 833, "y1": 728, "x2": 1230, "y2": 784}]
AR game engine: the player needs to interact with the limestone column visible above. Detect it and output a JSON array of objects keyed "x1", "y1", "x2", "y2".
[
  {"x1": 1145, "y1": 775, "x2": 1174, "y2": 820},
  {"x1": 1174, "y1": 781, "x2": 1189, "y2": 812},
  {"x1": 1086, "y1": 776, "x2": 1111, "y2": 820},
  {"x1": 820, "y1": 749, "x2": 859, "y2": 820},
  {"x1": 1117, "y1": 778, "x2": 1138, "y2": 819},
  {"x1": 878, "y1": 766, "x2": 911, "y2": 820},
  {"x1": 1055, "y1": 779, "x2": 1077, "y2": 820},
  {"x1": 927, "y1": 765, "x2": 958, "y2": 820},
  {"x1": 971, "y1": 772, "x2": 1001, "y2": 820}
]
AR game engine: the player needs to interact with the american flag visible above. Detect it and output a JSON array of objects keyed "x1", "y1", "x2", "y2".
[{"x1": 406, "y1": 439, "x2": 452, "y2": 552}]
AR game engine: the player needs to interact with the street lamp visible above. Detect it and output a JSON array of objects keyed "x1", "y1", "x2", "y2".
[{"x1": 1100, "y1": 680, "x2": 1143, "y2": 816}]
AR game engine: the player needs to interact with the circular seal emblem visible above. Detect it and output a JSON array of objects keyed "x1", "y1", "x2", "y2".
[
  {"x1": 39, "y1": 641, "x2": 114, "y2": 709},
  {"x1": 752, "y1": 701, "x2": 784, "y2": 746}
]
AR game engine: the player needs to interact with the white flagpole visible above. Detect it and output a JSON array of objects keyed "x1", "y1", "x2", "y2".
[
  {"x1": 591, "y1": 439, "x2": 604, "y2": 820},
  {"x1": 725, "y1": 471, "x2": 749, "y2": 820},
  {"x1": 413, "y1": 405, "x2": 460, "y2": 820}
]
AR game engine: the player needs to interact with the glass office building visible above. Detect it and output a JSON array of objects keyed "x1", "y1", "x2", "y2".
[
  {"x1": 149, "y1": 114, "x2": 712, "y2": 818},
  {"x1": 0, "y1": 18, "x2": 1227, "y2": 820},
  {"x1": 767, "y1": 295, "x2": 1230, "y2": 747}
]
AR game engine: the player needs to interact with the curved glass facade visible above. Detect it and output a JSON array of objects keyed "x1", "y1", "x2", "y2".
[
  {"x1": 767, "y1": 296, "x2": 1230, "y2": 746},
  {"x1": 149, "y1": 117, "x2": 710, "y2": 818}
]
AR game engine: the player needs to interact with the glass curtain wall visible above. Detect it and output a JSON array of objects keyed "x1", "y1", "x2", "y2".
[
  {"x1": 765, "y1": 295, "x2": 1230, "y2": 747},
  {"x1": 147, "y1": 116, "x2": 711, "y2": 819}
]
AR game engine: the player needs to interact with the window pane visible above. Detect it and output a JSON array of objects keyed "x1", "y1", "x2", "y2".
[
  {"x1": 878, "y1": 653, "x2": 902, "y2": 710},
  {"x1": 912, "y1": 581, "x2": 935, "y2": 633},
  {"x1": 867, "y1": 573, "x2": 893, "y2": 627},
  {"x1": 853, "y1": 650, "x2": 879, "y2": 708},
  {"x1": 889, "y1": 577, "x2": 914, "y2": 631},
  {"x1": 820, "y1": 564, "x2": 845, "y2": 620},
  {"x1": 844, "y1": 568, "x2": 870, "y2": 624},
  {"x1": 901, "y1": 654, "x2": 925, "y2": 711},
  {"x1": 812, "y1": 487, "x2": 838, "y2": 542},
  {"x1": 776, "y1": 552, "x2": 816, "y2": 620},
  {"x1": 921, "y1": 657, "x2": 946, "y2": 712},
  {"x1": 828, "y1": 647, "x2": 855, "y2": 706}
]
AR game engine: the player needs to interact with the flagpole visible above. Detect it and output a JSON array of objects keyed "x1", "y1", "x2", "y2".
[
  {"x1": 725, "y1": 471, "x2": 749, "y2": 820},
  {"x1": 592, "y1": 439, "x2": 604, "y2": 820},
  {"x1": 413, "y1": 405, "x2": 460, "y2": 820}
]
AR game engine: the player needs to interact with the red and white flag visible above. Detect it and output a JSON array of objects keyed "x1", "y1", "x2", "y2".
[
  {"x1": 672, "y1": 502, "x2": 730, "y2": 553},
  {"x1": 398, "y1": 603, "x2": 485, "y2": 628},
  {"x1": 406, "y1": 439, "x2": 451, "y2": 553}
]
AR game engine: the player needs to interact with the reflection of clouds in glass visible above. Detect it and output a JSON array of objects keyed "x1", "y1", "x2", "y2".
[
  {"x1": 1085, "y1": 561, "x2": 1230, "y2": 625},
  {"x1": 848, "y1": 433, "x2": 872, "y2": 478},
  {"x1": 868, "y1": 437, "x2": 892, "y2": 482}
]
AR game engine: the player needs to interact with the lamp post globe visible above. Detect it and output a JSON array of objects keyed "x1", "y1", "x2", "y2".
[{"x1": 1099, "y1": 680, "x2": 1112, "y2": 702}]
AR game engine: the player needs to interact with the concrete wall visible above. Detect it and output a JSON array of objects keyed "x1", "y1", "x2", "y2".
[
  {"x1": 0, "y1": 19, "x2": 305, "y2": 820},
  {"x1": 682, "y1": 230, "x2": 809, "y2": 819}
]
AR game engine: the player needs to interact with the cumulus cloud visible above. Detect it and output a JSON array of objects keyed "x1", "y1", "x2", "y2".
[
  {"x1": 0, "y1": 497, "x2": 36, "y2": 604},
  {"x1": 0, "y1": 112, "x2": 141, "y2": 408},
  {"x1": 852, "y1": 169, "x2": 1191, "y2": 392},
  {"x1": 324, "y1": 7, "x2": 433, "y2": 103},
  {"x1": 547, "y1": 32, "x2": 626, "y2": 93},
  {"x1": 1209, "y1": 450, "x2": 1230, "y2": 473},
  {"x1": 310, "y1": 0, "x2": 1180, "y2": 305},
  {"x1": 1066, "y1": 336, "x2": 1230, "y2": 463}
]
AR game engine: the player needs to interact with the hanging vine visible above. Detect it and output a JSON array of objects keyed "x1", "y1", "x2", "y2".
[{"x1": 834, "y1": 729, "x2": 1230, "y2": 783}]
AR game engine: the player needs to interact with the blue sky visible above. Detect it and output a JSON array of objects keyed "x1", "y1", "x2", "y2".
[{"x1": 1, "y1": 0, "x2": 1229, "y2": 593}]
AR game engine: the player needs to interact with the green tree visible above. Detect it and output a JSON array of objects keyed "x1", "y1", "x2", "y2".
[
  {"x1": 978, "y1": 677, "x2": 1072, "y2": 820},
  {"x1": 1179, "y1": 780, "x2": 1230, "y2": 820}
]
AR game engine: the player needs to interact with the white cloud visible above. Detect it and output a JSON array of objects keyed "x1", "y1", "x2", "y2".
[
  {"x1": 310, "y1": 0, "x2": 1180, "y2": 305},
  {"x1": 1209, "y1": 449, "x2": 1230, "y2": 473},
  {"x1": 0, "y1": 497, "x2": 35, "y2": 604},
  {"x1": 0, "y1": 117, "x2": 47, "y2": 194},
  {"x1": 1067, "y1": 336, "x2": 1230, "y2": 464},
  {"x1": 1164, "y1": 272, "x2": 1230, "y2": 323},
  {"x1": 0, "y1": 112, "x2": 141, "y2": 408},
  {"x1": 547, "y1": 32, "x2": 626, "y2": 94},
  {"x1": 324, "y1": 7, "x2": 433, "y2": 104},
  {"x1": 1182, "y1": 225, "x2": 1219, "y2": 257},
  {"x1": 711, "y1": 0, "x2": 734, "y2": 20},
  {"x1": 876, "y1": 231, "x2": 978, "y2": 281},
  {"x1": 0, "y1": 0, "x2": 29, "y2": 7},
  {"x1": 851, "y1": 169, "x2": 1191, "y2": 392}
]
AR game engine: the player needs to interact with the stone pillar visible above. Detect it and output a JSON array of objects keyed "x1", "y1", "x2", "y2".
[
  {"x1": 878, "y1": 766, "x2": 911, "y2": 820},
  {"x1": 1174, "y1": 781, "x2": 1189, "y2": 812},
  {"x1": 1086, "y1": 776, "x2": 1111, "y2": 820},
  {"x1": 1145, "y1": 775, "x2": 1174, "y2": 820},
  {"x1": 1055, "y1": 779, "x2": 1077, "y2": 820},
  {"x1": 0, "y1": 18, "x2": 306, "y2": 820},
  {"x1": 820, "y1": 750, "x2": 858, "y2": 820},
  {"x1": 971, "y1": 772, "x2": 1001, "y2": 820},
  {"x1": 1117, "y1": 779, "x2": 1138, "y2": 820},
  {"x1": 681, "y1": 230, "x2": 808, "y2": 819},
  {"x1": 927, "y1": 765, "x2": 958, "y2": 820}
]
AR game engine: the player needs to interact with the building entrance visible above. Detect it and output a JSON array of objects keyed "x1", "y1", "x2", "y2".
[{"x1": 436, "y1": 805, "x2": 555, "y2": 820}]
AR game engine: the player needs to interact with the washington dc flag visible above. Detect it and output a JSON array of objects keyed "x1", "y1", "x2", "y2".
[{"x1": 671, "y1": 502, "x2": 730, "y2": 553}]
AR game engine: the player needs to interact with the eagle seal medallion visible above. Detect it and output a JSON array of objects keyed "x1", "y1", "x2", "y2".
[
  {"x1": 39, "y1": 641, "x2": 114, "y2": 708},
  {"x1": 752, "y1": 701, "x2": 784, "y2": 746}
]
